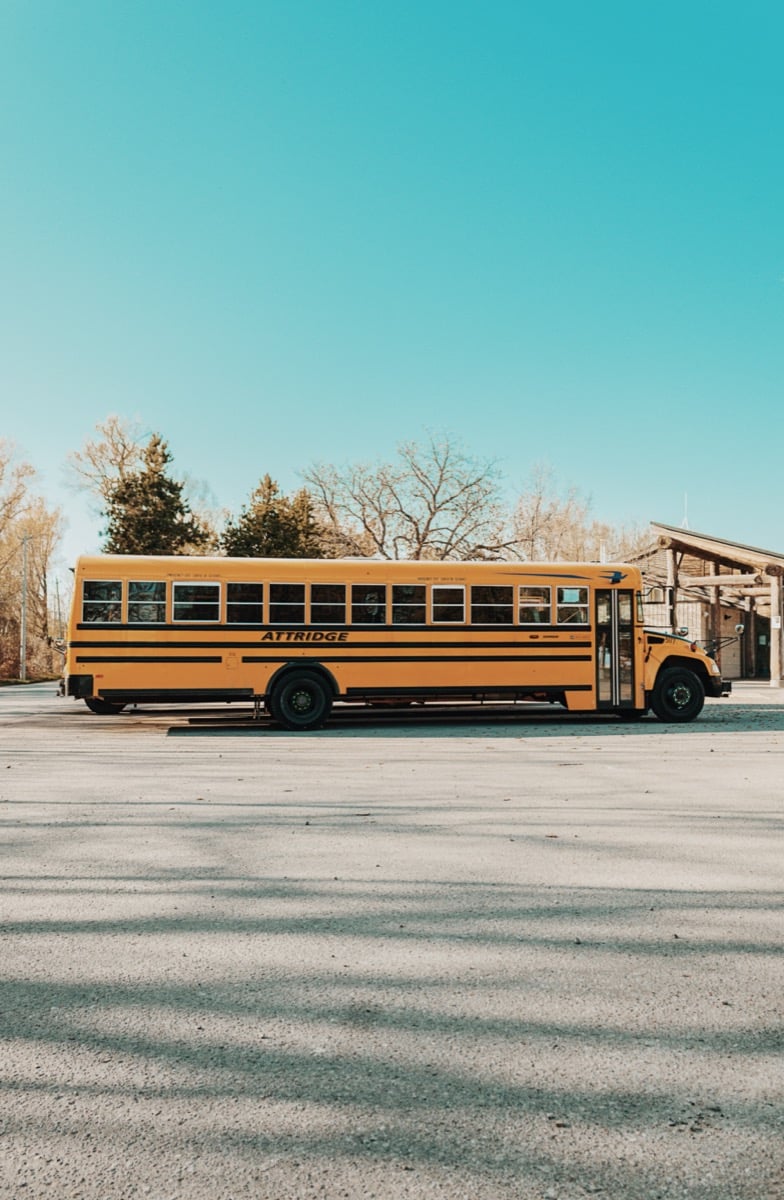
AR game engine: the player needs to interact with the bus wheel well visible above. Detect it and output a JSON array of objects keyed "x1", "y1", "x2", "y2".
[
  {"x1": 266, "y1": 662, "x2": 338, "y2": 701},
  {"x1": 660, "y1": 655, "x2": 710, "y2": 687}
]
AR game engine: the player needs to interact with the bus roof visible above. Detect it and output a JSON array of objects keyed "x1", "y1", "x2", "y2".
[{"x1": 73, "y1": 554, "x2": 641, "y2": 583}]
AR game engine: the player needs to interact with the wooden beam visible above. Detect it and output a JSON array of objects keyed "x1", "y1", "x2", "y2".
[{"x1": 678, "y1": 573, "x2": 763, "y2": 587}]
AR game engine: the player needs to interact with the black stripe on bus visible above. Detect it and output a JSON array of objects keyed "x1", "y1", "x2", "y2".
[
  {"x1": 241, "y1": 653, "x2": 592, "y2": 665},
  {"x1": 75, "y1": 655, "x2": 222, "y2": 664},
  {"x1": 95, "y1": 684, "x2": 593, "y2": 704},
  {"x1": 101, "y1": 688, "x2": 253, "y2": 701},
  {"x1": 76, "y1": 623, "x2": 592, "y2": 635},
  {"x1": 69, "y1": 638, "x2": 592, "y2": 651},
  {"x1": 71, "y1": 638, "x2": 278, "y2": 648},
  {"x1": 76, "y1": 651, "x2": 591, "y2": 666},
  {"x1": 344, "y1": 685, "x2": 593, "y2": 698}
]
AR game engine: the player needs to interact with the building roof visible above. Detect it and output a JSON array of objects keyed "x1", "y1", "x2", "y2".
[{"x1": 650, "y1": 523, "x2": 784, "y2": 574}]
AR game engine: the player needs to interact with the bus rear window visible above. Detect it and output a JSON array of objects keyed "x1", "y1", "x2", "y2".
[{"x1": 83, "y1": 581, "x2": 122, "y2": 623}]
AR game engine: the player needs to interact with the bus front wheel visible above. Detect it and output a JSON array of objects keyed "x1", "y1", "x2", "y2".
[
  {"x1": 84, "y1": 698, "x2": 126, "y2": 715},
  {"x1": 269, "y1": 672, "x2": 332, "y2": 731},
  {"x1": 650, "y1": 668, "x2": 704, "y2": 722}
]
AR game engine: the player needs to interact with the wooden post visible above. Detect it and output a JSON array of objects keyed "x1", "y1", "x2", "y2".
[
  {"x1": 749, "y1": 602, "x2": 757, "y2": 678},
  {"x1": 768, "y1": 569, "x2": 782, "y2": 688},
  {"x1": 709, "y1": 558, "x2": 721, "y2": 668},
  {"x1": 712, "y1": 587, "x2": 721, "y2": 667},
  {"x1": 666, "y1": 548, "x2": 677, "y2": 633}
]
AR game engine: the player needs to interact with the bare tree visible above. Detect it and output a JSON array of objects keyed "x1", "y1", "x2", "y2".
[
  {"x1": 0, "y1": 443, "x2": 63, "y2": 678},
  {"x1": 512, "y1": 464, "x2": 648, "y2": 561},
  {"x1": 304, "y1": 435, "x2": 515, "y2": 560},
  {"x1": 66, "y1": 415, "x2": 148, "y2": 503},
  {"x1": 14, "y1": 499, "x2": 64, "y2": 672},
  {"x1": 583, "y1": 518, "x2": 651, "y2": 562},
  {"x1": 511, "y1": 464, "x2": 591, "y2": 560},
  {"x1": 0, "y1": 440, "x2": 35, "y2": 536},
  {"x1": 180, "y1": 474, "x2": 224, "y2": 554},
  {"x1": 69, "y1": 416, "x2": 220, "y2": 549}
]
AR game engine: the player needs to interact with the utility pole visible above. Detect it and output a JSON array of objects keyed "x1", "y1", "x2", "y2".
[
  {"x1": 19, "y1": 535, "x2": 29, "y2": 681},
  {"x1": 55, "y1": 576, "x2": 63, "y2": 640}
]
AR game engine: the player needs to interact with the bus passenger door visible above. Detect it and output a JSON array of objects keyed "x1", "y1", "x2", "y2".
[{"x1": 596, "y1": 589, "x2": 635, "y2": 709}]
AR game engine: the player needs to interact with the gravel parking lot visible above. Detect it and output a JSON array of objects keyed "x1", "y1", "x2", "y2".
[{"x1": 1, "y1": 682, "x2": 783, "y2": 1200}]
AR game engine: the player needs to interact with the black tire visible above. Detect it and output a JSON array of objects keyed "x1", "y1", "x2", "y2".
[
  {"x1": 84, "y1": 698, "x2": 126, "y2": 715},
  {"x1": 268, "y1": 671, "x2": 332, "y2": 731},
  {"x1": 650, "y1": 667, "x2": 704, "y2": 723}
]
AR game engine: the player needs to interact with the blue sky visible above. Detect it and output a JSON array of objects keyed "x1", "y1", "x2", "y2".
[{"x1": 2, "y1": 0, "x2": 783, "y2": 569}]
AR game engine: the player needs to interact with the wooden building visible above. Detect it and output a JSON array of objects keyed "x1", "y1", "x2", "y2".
[{"x1": 635, "y1": 523, "x2": 784, "y2": 686}]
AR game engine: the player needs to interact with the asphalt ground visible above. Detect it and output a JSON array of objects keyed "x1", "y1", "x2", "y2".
[{"x1": 1, "y1": 682, "x2": 782, "y2": 1200}]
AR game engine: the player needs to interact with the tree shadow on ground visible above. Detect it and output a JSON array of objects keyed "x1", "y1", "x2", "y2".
[{"x1": 1, "y1": 878, "x2": 782, "y2": 1198}]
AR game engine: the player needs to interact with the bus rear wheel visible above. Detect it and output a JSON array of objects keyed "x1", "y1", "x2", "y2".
[
  {"x1": 650, "y1": 667, "x2": 704, "y2": 722},
  {"x1": 84, "y1": 698, "x2": 126, "y2": 715},
  {"x1": 268, "y1": 671, "x2": 332, "y2": 731}
]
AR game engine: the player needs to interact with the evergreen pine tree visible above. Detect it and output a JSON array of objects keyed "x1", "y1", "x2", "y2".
[
  {"x1": 221, "y1": 475, "x2": 322, "y2": 558},
  {"x1": 102, "y1": 435, "x2": 208, "y2": 554}
]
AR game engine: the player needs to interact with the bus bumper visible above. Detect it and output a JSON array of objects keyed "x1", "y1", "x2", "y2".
[
  {"x1": 707, "y1": 677, "x2": 732, "y2": 698},
  {"x1": 66, "y1": 673, "x2": 94, "y2": 698}
]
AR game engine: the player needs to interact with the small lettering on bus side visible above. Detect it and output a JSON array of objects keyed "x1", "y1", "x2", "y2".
[{"x1": 260, "y1": 630, "x2": 349, "y2": 642}]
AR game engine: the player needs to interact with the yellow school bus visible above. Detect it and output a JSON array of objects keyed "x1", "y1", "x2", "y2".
[{"x1": 63, "y1": 554, "x2": 730, "y2": 728}]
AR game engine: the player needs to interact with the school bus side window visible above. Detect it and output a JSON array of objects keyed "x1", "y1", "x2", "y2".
[
  {"x1": 128, "y1": 581, "x2": 166, "y2": 623},
  {"x1": 172, "y1": 583, "x2": 220, "y2": 622},
  {"x1": 311, "y1": 584, "x2": 346, "y2": 625},
  {"x1": 83, "y1": 581, "x2": 122, "y2": 623},
  {"x1": 557, "y1": 586, "x2": 589, "y2": 624},
  {"x1": 471, "y1": 585, "x2": 513, "y2": 625},
  {"x1": 432, "y1": 586, "x2": 464, "y2": 623},
  {"x1": 270, "y1": 583, "x2": 305, "y2": 624},
  {"x1": 519, "y1": 586, "x2": 551, "y2": 624},
  {"x1": 227, "y1": 583, "x2": 264, "y2": 624},
  {"x1": 392, "y1": 585, "x2": 426, "y2": 624},
  {"x1": 352, "y1": 584, "x2": 386, "y2": 624}
]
